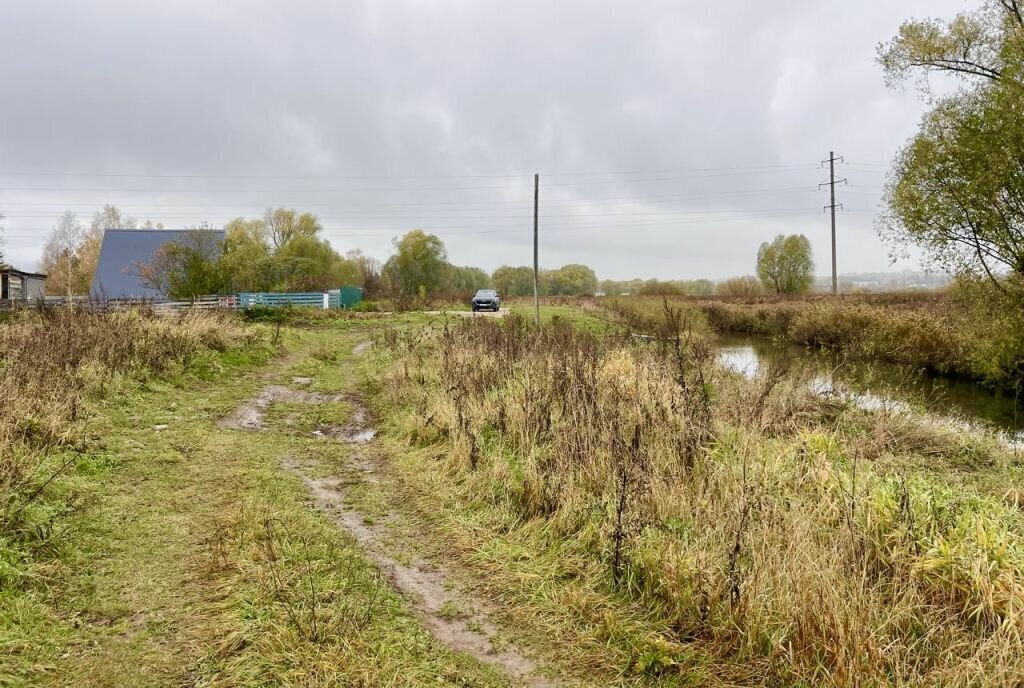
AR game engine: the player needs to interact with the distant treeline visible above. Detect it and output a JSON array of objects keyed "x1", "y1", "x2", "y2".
[
  {"x1": 40, "y1": 207, "x2": 604, "y2": 300},
  {"x1": 41, "y1": 205, "x2": 951, "y2": 301}
]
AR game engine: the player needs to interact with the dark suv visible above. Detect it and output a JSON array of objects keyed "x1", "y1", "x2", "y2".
[{"x1": 471, "y1": 289, "x2": 500, "y2": 312}]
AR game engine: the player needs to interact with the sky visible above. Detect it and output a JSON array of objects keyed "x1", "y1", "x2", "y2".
[{"x1": 0, "y1": 0, "x2": 967, "y2": 280}]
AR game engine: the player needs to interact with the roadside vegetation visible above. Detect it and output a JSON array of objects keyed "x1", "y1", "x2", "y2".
[
  {"x1": 369, "y1": 307, "x2": 1024, "y2": 685},
  {"x1": 1, "y1": 307, "x2": 258, "y2": 547}
]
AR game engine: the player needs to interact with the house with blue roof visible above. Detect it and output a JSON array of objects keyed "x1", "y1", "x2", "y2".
[{"x1": 90, "y1": 228, "x2": 226, "y2": 299}]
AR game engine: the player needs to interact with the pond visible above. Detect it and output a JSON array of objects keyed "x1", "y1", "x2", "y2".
[{"x1": 716, "y1": 333, "x2": 1024, "y2": 444}]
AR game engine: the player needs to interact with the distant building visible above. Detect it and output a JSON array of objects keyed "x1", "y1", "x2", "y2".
[
  {"x1": 91, "y1": 229, "x2": 226, "y2": 299},
  {"x1": 1, "y1": 268, "x2": 48, "y2": 302}
]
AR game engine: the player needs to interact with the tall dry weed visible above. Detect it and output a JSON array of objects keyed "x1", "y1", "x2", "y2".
[{"x1": 379, "y1": 308, "x2": 1024, "y2": 685}]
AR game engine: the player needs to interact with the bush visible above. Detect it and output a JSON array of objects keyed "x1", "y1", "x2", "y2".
[
  {"x1": 241, "y1": 304, "x2": 288, "y2": 322},
  {"x1": 349, "y1": 300, "x2": 381, "y2": 313},
  {"x1": 716, "y1": 275, "x2": 763, "y2": 298}
]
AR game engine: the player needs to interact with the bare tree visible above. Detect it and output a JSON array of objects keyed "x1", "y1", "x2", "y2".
[{"x1": 41, "y1": 211, "x2": 85, "y2": 299}]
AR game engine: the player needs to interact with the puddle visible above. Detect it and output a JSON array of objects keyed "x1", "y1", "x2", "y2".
[
  {"x1": 224, "y1": 383, "x2": 378, "y2": 445},
  {"x1": 332, "y1": 428, "x2": 377, "y2": 443},
  {"x1": 314, "y1": 405, "x2": 377, "y2": 444},
  {"x1": 294, "y1": 468, "x2": 550, "y2": 687},
  {"x1": 219, "y1": 385, "x2": 344, "y2": 431}
]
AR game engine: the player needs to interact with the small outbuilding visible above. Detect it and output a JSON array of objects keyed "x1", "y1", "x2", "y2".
[{"x1": 1, "y1": 268, "x2": 48, "y2": 302}]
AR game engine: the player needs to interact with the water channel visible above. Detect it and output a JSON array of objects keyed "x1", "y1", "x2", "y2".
[{"x1": 716, "y1": 333, "x2": 1024, "y2": 444}]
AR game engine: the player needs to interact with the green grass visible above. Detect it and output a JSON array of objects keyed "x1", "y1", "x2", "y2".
[
  {"x1": 11, "y1": 303, "x2": 1021, "y2": 686},
  {"x1": 0, "y1": 321, "x2": 513, "y2": 687}
]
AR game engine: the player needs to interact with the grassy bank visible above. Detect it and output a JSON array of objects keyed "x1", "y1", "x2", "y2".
[
  {"x1": 368, "y1": 310, "x2": 1024, "y2": 686},
  {"x1": 634, "y1": 289, "x2": 1024, "y2": 389}
]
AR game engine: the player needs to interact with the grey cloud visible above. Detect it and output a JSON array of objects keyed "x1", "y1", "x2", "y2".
[{"x1": 0, "y1": 0, "x2": 964, "y2": 278}]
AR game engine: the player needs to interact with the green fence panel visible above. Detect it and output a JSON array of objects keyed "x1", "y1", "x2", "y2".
[
  {"x1": 340, "y1": 286, "x2": 363, "y2": 309},
  {"x1": 238, "y1": 292, "x2": 326, "y2": 309},
  {"x1": 236, "y1": 289, "x2": 361, "y2": 310}
]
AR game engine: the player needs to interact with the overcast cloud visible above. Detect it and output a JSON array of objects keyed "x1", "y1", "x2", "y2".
[{"x1": 0, "y1": 0, "x2": 966, "y2": 279}]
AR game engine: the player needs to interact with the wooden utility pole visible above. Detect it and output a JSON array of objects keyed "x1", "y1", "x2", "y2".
[
  {"x1": 533, "y1": 172, "x2": 540, "y2": 327},
  {"x1": 820, "y1": 152, "x2": 846, "y2": 295}
]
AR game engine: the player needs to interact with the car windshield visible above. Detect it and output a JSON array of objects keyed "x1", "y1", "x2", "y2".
[{"x1": 475, "y1": 290, "x2": 497, "y2": 298}]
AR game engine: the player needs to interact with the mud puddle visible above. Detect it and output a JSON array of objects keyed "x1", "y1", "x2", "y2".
[
  {"x1": 286, "y1": 462, "x2": 552, "y2": 687},
  {"x1": 224, "y1": 383, "x2": 379, "y2": 444},
  {"x1": 313, "y1": 406, "x2": 377, "y2": 444},
  {"x1": 219, "y1": 385, "x2": 344, "y2": 431}
]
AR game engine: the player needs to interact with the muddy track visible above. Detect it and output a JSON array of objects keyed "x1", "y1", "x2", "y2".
[
  {"x1": 218, "y1": 385, "x2": 346, "y2": 431},
  {"x1": 289, "y1": 463, "x2": 551, "y2": 687},
  {"x1": 223, "y1": 345, "x2": 554, "y2": 687}
]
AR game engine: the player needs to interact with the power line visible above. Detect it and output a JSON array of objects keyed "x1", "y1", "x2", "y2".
[
  {"x1": 533, "y1": 168, "x2": 822, "y2": 187},
  {"x1": 0, "y1": 205, "x2": 828, "y2": 221},
  {"x1": 0, "y1": 168, "x2": 824, "y2": 195},
  {"x1": 0, "y1": 162, "x2": 821, "y2": 180},
  {"x1": 0, "y1": 186, "x2": 823, "y2": 210},
  {"x1": 0, "y1": 183, "x2": 533, "y2": 194},
  {"x1": 542, "y1": 163, "x2": 821, "y2": 177},
  {"x1": 1, "y1": 208, "x2": 827, "y2": 237}
]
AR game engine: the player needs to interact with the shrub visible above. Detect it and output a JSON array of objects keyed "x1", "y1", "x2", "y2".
[{"x1": 716, "y1": 275, "x2": 763, "y2": 298}]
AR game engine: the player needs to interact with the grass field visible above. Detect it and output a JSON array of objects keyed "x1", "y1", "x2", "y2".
[
  {"x1": 0, "y1": 309, "x2": 518, "y2": 686},
  {"x1": 3, "y1": 303, "x2": 1023, "y2": 686}
]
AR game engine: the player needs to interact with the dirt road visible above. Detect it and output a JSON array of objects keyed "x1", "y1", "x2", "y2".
[{"x1": 219, "y1": 332, "x2": 560, "y2": 687}]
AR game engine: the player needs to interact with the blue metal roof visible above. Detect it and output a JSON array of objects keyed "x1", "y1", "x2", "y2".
[{"x1": 90, "y1": 229, "x2": 226, "y2": 299}]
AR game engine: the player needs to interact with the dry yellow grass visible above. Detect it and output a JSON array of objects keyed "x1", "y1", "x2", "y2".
[
  {"x1": 0, "y1": 308, "x2": 255, "y2": 535},
  {"x1": 374, "y1": 309, "x2": 1024, "y2": 685}
]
